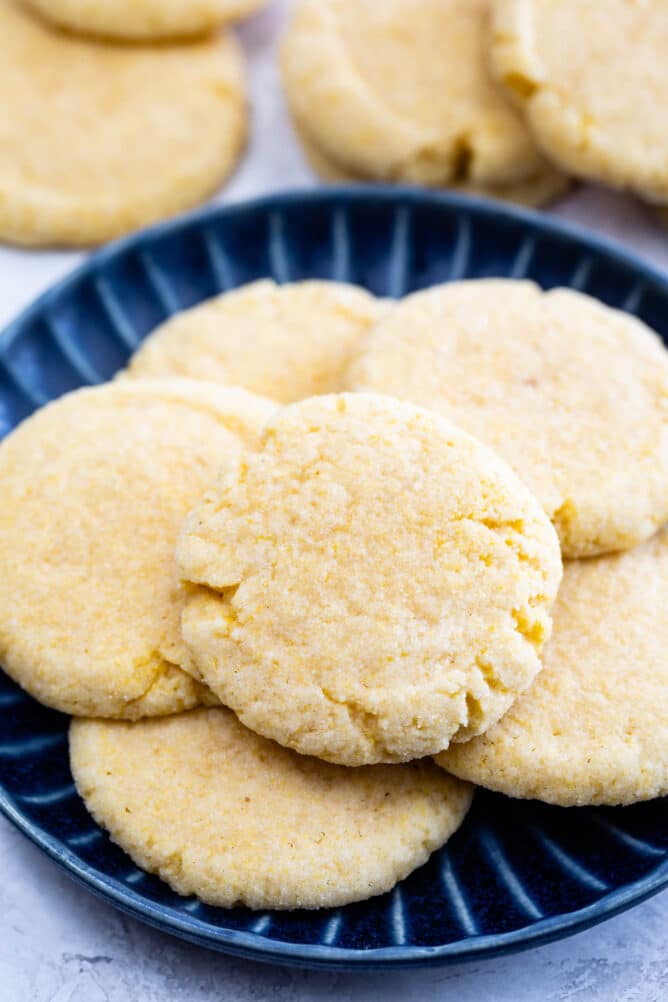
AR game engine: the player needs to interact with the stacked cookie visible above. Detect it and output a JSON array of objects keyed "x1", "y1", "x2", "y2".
[
  {"x1": 1, "y1": 276, "x2": 668, "y2": 911},
  {"x1": 280, "y1": 0, "x2": 668, "y2": 216},
  {"x1": 0, "y1": 0, "x2": 261, "y2": 246}
]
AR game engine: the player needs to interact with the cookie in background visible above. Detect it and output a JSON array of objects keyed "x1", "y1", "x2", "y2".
[
  {"x1": 490, "y1": 0, "x2": 668, "y2": 203},
  {"x1": 0, "y1": 0, "x2": 247, "y2": 246},
  {"x1": 19, "y1": 0, "x2": 266, "y2": 40},
  {"x1": 280, "y1": 0, "x2": 569, "y2": 205},
  {"x1": 295, "y1": 118, "x2": 569, "y2": 208},
  {"x1": 346, "y1": 280, "x2": 668, "y2": 558},
  {"x1": 125, "y1": 280, "x2": 387, "y2": 403}
]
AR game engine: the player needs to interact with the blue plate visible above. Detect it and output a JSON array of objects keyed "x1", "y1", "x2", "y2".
[{"x1": 0, "y1": 188, "x2": 667, "y2": 970}]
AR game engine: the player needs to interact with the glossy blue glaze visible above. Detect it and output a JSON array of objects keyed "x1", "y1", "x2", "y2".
[{"x1": 0, "y1": 188, "x2": 666, "y2": 970}]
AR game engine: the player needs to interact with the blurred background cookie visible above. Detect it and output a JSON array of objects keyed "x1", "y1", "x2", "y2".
[
  {"x1": 491, "y1": 0, "x2": 668, "y2": 203},
  {"x1": 20, "y1": 0, "x2": 266, "y2": 40},
  {"x1": 0, "y1": 0, "x2": 247, "y2": 245},
  {"x1": 280, "y1": 0, "x2": 567, "y2": 204}
]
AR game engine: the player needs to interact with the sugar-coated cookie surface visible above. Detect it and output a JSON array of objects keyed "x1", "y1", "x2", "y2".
[
  {"x1": 127, "y1": 280, "x2": 385, "y2": 404},
  {"x1": 71, "y1": 709, "x2": 473, "y2": 909},
  {"x1": 491, "y1": 0, "x2": 668, "y2": 201},
  {"x1": 346, "y1": 280, "x2": 668, "y2": 558},
  {"x1": 178, "y1": 393, "x2": 562, "y2": 765},
  {"x1": 296, "y1": 118, "x2": 569, "y2": 208},
  {"x1": 437, "y1": 528, "x2": 668, "y2": 806},
  {"x1": 281, "y1": 0, "x2": 564, "y2": 194},
  {"x1": 0, "y1": 1, "x2": 246, "y2": 246},
  {"x1": 0, "y1": 380, "x2": 276, "y2": 718},
  {"x1": 21, "y1": 0, "x2": 264, "y2": 39}
]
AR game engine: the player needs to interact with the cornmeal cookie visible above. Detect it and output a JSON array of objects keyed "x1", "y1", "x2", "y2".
[
  {"x1": 177, "y1": 393, "x2": 562, "y2": 766},
  {"x1": 0, "y1": 380, "x2": 275, "y2": 718},
  {"x1": 126, "y1": 280, "x2": 385, "y2": 404},
  {"x1": 346, "y1": 280, "x2": 668, "y2": 558},
  {"x1": 280, "y1": 0, "x2": 565, "y2": 195},
  {"x1": 0, "y1": 1, "x2": 246, "y2": 246},
  {"x1": 438, "y1": 528, "x2": 668, "y2": 806},
  {"x1": 21, "y1": 0, "x2": 265, "y2": 39},
  {"x1": 490, "y1": 0, "x2": 668, "y2": 201},
  {"x1": 71, "y1": 708, "x2": 473, "y2": 909},
  {"x1": 296, "y1": 119, "x2": 570, "y2": 208}
]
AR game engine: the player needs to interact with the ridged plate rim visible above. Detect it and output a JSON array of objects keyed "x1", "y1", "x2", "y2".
[
  {"x1": 0, "y1": 186, "x2": 667, "y2": 970},
  {"x1": 2, "y1": 785, "x2": 667, "y2": 970}
]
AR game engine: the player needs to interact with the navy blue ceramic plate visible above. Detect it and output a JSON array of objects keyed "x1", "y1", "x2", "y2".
[{"x1": 0, "y1": 189, "x2": 667, "y2": 970}]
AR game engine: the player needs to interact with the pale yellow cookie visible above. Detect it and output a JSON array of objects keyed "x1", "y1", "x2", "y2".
[
  {"x1": 438, "y1": 528, "x2": 668, "y2": 806},
  {"x1": 280, "y1": 0, "x2": 565, "y2": 193},
  {"x1": 71, "y1": 708, "x2": 473, "y2": 909},
  {"x1": 177, "y1": 393, "x2": 562, "y2": 766},
  {"x1": 0, "y1": 380, "x2": 276, "y2": 718},
  {"x1": 126, "y1": 280, "x2": 386, "y2": 404},
  {"x1": 295, "y1": 113, "x2": 570, "y2": 208},
  {"x1": 0, "y1": 1, "x2": 246, "y2": 246},
  {"x1": 490, "y1": 0, "x2": 668, "y2": 201},
  {"x1": 21, "y1": 0, "x2": 265, "y2": 39},
  {"x1": 347, "y1": 280, "x2": 668, "y2": 558}
]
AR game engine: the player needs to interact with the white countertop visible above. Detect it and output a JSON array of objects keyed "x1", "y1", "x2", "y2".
[{"x1": 0, "y1": 4, "x2": 667, "y2": 999}]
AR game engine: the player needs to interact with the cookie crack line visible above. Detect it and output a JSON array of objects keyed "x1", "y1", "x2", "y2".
[
  {"x1": 319, "y1": 686, "x2": 381, "y2": 756},
  {"x1": 123, "y1": 653, "x2": 191, "y2": 708},
  {"x1": 451, "y1": 133, "x2": 475, "y2": 184},
  {"x1": 176, "y1": 394, "x2": 561, "y2": 764}
]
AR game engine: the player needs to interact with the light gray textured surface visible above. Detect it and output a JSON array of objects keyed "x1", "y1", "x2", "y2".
[
  {"x1": 0, "y1": 3, "x2": 667, "y2": 999},
  {"x1": 0, "y1": 813, "x2": 666, "y2": 1002}
]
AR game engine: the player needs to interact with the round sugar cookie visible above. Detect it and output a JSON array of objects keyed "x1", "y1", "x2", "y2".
[
  {"x1": 21, "y1": 0, "x2": 265, "y2": 39},
  {"x1": 126, "y1": 280, "x2": 386, "y2": 404},
  {"x1": 71, "y1": 708, "x2": 474, "y2": 909},
  {"x1": 346, "y1": 280, "x2": 668, "y2": 558},
  {"x1": 0, "y1": 1, "x2": 246, "y2": 246},
  {"x1": 0, "y1": 380, "x2": 276, "y2": 718},
  {"x1": 295, "y1": 116, "x2": 570, "y2": 208},
  {"x1": 177, "y1": 393, "x2": 562, "y2": 766},
  {"x1": 437, "y1": 528, "x2": 668, "y2": 806},
  {"x1": 490, "y1": 0, "x2": 668, "y2": 201},
  {"x1": 280, "y1": 0, "x2": 565, "y2": 192}
]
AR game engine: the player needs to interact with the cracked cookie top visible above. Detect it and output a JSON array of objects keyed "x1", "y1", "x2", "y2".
[
  {"x1": 437, "y1": 526, "x2": 668, "y2": 806},
  {"x1": 490, "y1": 0, "x2": 668, "y2": 201},
  {"x1": 177, "y1": 392, "x2": 562, "y2": 765},
  {"x1": 0, "y1": 379, "x2": 276, "y2": 718},
  {"x1": 280, "y1": 0, "x2": 562, "y2": 193},
  {"x1": 346, "y1": 280, "x2": 668, "y2": 558}
]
